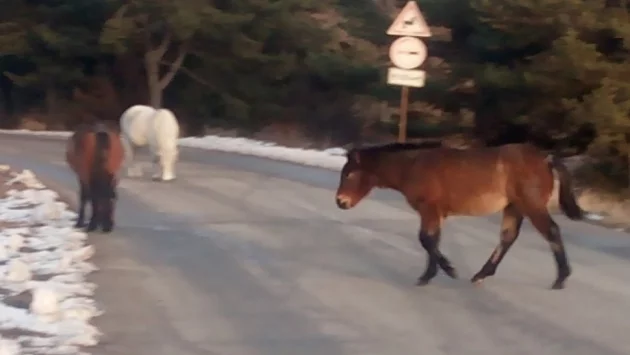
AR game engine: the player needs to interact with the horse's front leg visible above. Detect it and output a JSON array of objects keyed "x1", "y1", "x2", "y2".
[{"x1": 416, "y1": 207, "x2": 457, "y2": 286}]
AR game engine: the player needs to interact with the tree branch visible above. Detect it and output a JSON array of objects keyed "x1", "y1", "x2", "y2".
[
  {"x1": 112, "y1": 4, "x2": 129, "y2": 20},
  {"x1": 154, "y1": 32, "x2": 172, "y2": 61},
  {"x1": 159, "y1": 57, "x2": 218, "y2": 91},
  {"x1": 158, "y1": 41, "x2": 189, "y2": 90}
]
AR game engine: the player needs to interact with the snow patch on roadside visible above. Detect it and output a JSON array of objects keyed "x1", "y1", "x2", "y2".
[
  {"x1": 0, "y1": 168, "x2": 101, "y2": 354},
  {"x1": 0, "y1": 129, "x2": 349, "y2": 171}
]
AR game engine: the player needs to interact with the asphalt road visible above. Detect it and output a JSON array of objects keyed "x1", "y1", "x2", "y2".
[{"x1": 1, "y1": 133, "x2": 630, "y2": 355}]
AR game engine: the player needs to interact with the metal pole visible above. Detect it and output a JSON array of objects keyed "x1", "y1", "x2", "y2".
[{"x1": 398, "y1": 86, "x2": 409, "y2": 142}]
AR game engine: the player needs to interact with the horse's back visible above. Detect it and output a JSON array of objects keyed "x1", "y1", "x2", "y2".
[
  {"x1": 149, "y1": 108, "x2": 180, "y2": 151},
  {"x1": 66, "y1": 128, "x2": 97, "y2": 181},
  {"x1": 420, "y1": 143, "x2": 546, "y2": 174},
  {"x1": 120, "y1": 104, "x2": 156, "y2": 146},
  {"x1": 66, "y1": 124, "x2": 125, "y2": 181},
  {"x1": 406, "y1": 143, "x2": 552, "y2": 215},
  {"x1": 103, "y1": 130, "x2": 125, "y2": 175},
  {"x1": 153, "y1": 109, "x2": 179, "y2": 134},
  {"x1": 96, "y1": 123, "x2": 125, "y2": 172}
]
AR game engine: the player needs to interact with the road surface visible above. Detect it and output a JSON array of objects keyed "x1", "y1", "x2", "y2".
[{"x1": 1, "y1": 133, "x2": 629, "y2": 355}]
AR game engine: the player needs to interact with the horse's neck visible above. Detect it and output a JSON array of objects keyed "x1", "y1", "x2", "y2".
[{"x1": 370, "y1": 153, "x2": 414, "y2": 190}]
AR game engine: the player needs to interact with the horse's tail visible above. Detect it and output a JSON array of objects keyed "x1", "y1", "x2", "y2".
[
  {"x1": 548, "y1": 155, "x2": 584, "y2": 220},
  {"x1": 91, "y1": 129, "x2": 114, "y2": 198}
]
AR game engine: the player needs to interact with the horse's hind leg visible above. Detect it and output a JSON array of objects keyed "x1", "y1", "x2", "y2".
[
  {"x1": 471, "y1": 204, "x2": 524, "y2": 285},
  {"x1": 121, "y1": 135, "x2": 140, "y2": 177},
  {"x1": 86, "y1": 191, "x2": 100, "y2": 232},
  {"x1": 101, "y1": 198, "x2": 114, "y2": 233},
  {"x1": 152, "y1": 146, "x2": 177, "y2": 182},
  {"x1": 75, "y1": 182, "x2": 88, "y2": 228},
  {"x1": 150, "y1": 153, "x2": 163, "y2": 181},
  {"x1": 101, "y1": 182, "x2": 116, "y2": 233},
  {"x1": 526, "y1": 210, "x2": 571, "y2": 289},
  {"x1": 159, "y1": 151, "x2": 177, "y2": 181}
]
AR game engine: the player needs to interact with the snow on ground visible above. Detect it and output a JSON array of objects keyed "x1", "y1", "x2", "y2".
[
  {"x1": 178, "y1": 136, "x2": 348, "y2": 170},
  {"x1": 0, "y1": 129, "x2": 349, "y2": 171},
  {"x1": 0, "y1": 130, "x2": 71, "y2": 138},
  {"x1": 0, "y1": 166, "x2": 100, "y2": 355}
]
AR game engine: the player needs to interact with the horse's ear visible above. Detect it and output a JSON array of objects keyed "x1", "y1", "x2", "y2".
[
  {"x1": 347, "y1": 150, "x2": 361, "y2": 164},
  {"x1": 341, "y1": 142, "x2": 354, "y2": 151}
]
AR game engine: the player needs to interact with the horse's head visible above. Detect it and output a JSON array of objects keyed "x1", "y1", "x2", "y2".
[{"x1": 335, "y1": 148, "x2": 377, "y2": 210}]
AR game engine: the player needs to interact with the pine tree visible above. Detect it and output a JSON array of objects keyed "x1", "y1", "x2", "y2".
[
  {"x1": 100, "y1": 0, "x2": 255, "y2": 108},
  {"x1": 1, "y1": 0, "x2": 109, "y2": 114}
]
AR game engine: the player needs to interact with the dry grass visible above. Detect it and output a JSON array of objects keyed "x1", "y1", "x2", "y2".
[
  {"x1": 544, "y1": 158, "x2": 630, "y2": 231},
  {"x1": 0, "y1": 167, "x2": 11, "y2": 196}
]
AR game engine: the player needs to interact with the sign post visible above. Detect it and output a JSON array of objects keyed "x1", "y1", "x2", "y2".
[{"x1": 385, "y1": 1, "x2": 431, "y2": 142}]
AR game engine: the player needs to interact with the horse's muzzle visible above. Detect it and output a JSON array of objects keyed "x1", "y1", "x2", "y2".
[{"x1": 336, "y1": 195, "x2": 352, "y2": 209}]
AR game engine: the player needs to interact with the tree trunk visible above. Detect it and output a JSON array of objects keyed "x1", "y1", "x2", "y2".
[
  {"x1": 0, "y1": 74, "x2": 17, "y2": 128},
  {"x1": 144, "y1": 54, "x2": 162, "y2": 108},
  {"x1": 143, "y1": 29, "x2": 188, "y2": 109}
]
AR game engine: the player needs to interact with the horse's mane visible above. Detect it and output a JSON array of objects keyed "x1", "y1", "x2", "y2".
[{"x1": 349, "y1": 141, "x2": 444, "y2": 155}]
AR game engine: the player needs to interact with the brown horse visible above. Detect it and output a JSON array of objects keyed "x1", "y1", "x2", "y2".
[
  {"x1": 335, "y1": 142, "x2": 585, "y2": 290},
  {"x1": 66, "y1": 121, "x2": 124, "y2": 233}
]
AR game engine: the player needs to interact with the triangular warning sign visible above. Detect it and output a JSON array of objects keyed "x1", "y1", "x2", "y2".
[{"x1": 386, "y1": 1, "x2": 432, "y2": 37}]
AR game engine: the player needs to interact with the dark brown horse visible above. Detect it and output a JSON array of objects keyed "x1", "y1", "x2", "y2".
[
  {"x1": 66, "y1": 121, "x2": 124, "y2": 233},
  {"x1": 335, "y1": 142, "x2": 585, "y2": 290}
]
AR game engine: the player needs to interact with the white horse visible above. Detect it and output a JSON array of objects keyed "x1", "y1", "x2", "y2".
[{"x1": 119, "y1": 104, "x2": 180, "y2": 181}]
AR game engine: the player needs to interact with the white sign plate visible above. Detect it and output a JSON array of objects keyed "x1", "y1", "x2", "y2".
[
  {"x1": 386, "y1": 1, "x2": 432, "y2": 37},
  {"x1": 389, "y1": 36, "x2": 427, "y2": 69},
  {"x1": 387, "y1": 67, "x2": 426, "y2": 87}
]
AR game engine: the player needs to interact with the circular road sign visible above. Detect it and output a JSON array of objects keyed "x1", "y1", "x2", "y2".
[{"x1": 388, "y1": 36, "x2": 427, "y2": 70}]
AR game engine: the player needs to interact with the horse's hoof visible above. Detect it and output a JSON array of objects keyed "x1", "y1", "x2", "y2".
[
  {"x1": 444, "y1": 267, "x2": 458, "y2": 279},
  {"x1": 161, "y1": 173, "x2": 176, "y2": 181},
  {"x1": 74, "y1": 222, "x2": 84, "y2": 229},
  {"x1": 102, "y1": 226, "x2": 113, "y2": 233},
  {"x1": 153, "y1": 176, "x2": 176, "y2": 182},
  {"x1": 416, "y1": 278, "x2": 431, "y2": 286},
  {"x1": 439, "y1": 263, "x2": 458, "y2": 279},
  {"x1": 470, "y1": 272, "x2": 486, "y2": 283},
  {"x1": 470, "y1": 276, "x2": 485, "y2": 287},
  {"x1": 551, "y1": 280, "x2": 566, "y2": 290}
]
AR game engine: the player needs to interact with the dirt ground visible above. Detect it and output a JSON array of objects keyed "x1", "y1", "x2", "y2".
[{"x1": 0, "y1": 165, "x2": 11, "y2": 195}]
